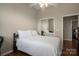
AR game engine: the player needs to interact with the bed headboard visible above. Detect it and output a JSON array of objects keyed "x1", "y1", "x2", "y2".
[{"x1": 13, "y1": 33, "x2": 18, "y2": 52}]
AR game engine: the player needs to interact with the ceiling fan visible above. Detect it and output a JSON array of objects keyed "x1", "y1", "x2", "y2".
[{"x1": 29, "y1": 3, "x2": 59, "y2": 10}]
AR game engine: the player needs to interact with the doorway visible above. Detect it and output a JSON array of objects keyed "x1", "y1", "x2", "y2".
[{"x1": 63, "y1": 15, "x2": 78, "y2": 55}]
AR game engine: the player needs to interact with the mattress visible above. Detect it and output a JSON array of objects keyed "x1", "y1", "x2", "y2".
[{"x1": 16, "y1": 36, "x2": 61, "y2": 56}]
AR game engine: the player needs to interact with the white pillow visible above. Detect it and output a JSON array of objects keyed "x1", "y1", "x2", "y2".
[
  {"x1": 18, "y1": 30, "x2": 32, "y2": 38},
  {"x1": 31, "y1": 30, "x2": 38, "y2": 36}
]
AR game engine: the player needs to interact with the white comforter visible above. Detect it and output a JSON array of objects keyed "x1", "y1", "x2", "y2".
[{"x1": 16, "y1": 36, "x2": 61, "y2": 56}]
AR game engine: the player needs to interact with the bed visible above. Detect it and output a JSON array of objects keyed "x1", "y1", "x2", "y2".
[{"x1": 13, "y1": 30, "x2": 62, "y2": 56}]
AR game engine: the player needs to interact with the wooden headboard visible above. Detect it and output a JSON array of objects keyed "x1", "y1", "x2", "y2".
[{"x1": 13, "y1": 33, "x2": 18, "y2": 52}]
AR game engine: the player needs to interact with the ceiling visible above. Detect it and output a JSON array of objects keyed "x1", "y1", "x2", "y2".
[{"x1": 28, "y1": 3, "x2": 79, "y2": 10}]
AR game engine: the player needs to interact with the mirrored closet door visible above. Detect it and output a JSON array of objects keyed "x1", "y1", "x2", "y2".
[{"x1": 40, "y1": 18, "x2": 55, "y2": 36}]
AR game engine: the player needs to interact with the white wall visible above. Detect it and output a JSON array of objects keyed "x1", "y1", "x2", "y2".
[
  {"x1": 0, "y1": 4, "x2": 38, "y2": 54},
  {"x1": 63, "y1": 17, "x2": 72, "y2": 41}
]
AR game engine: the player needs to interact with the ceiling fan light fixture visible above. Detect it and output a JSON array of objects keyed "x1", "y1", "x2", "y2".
[{"x1": 38, "y1": 3, "x2": 48, "y2": 10}]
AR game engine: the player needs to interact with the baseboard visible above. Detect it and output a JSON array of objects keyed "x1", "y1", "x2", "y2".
[
  {"x1": 1, "y1": 50, "x2": 13, "y2": 56},
  {"x1": 64, "y1": 39, "x2": 72, "y2": 41}
]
